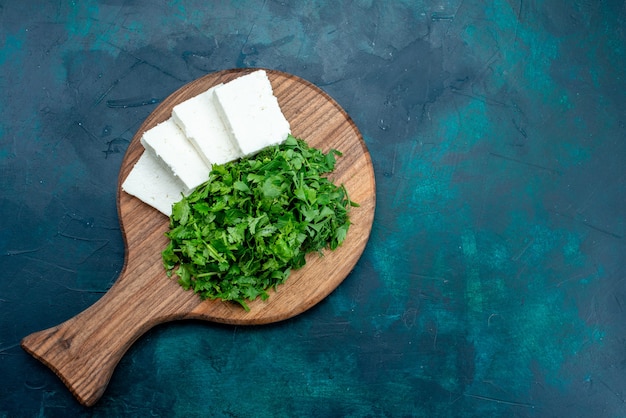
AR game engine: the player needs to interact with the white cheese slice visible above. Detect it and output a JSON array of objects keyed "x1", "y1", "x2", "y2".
[
  {"x1": 140, "y1": 118, "x2": 211, "y2": 191},
  {"x1": 172, "y1": 84, "x2": 243, "y2": 165},
  {"x1": 213, "y1": 70, "x2": 291, "y2": 156},
  {"x1": 121, "y1": 151, "x2": 188, "y2": 216}
]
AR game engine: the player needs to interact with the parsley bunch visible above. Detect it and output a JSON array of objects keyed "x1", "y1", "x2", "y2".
[{"x1": 162, "y1": 135, "x2": 356, "y2": 311}]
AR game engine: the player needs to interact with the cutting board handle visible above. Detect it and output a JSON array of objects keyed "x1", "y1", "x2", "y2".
[
  {"x1": 21, "y1": 280, "x2": 147, "y2": 406},
  {"x1": 20, "y1": 265, "x2": 194, "y2": 407}
]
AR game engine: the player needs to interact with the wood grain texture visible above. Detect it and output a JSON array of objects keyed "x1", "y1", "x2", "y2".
[{"x1": 21, "y1": 69, "x2": 376, "y2": 406}]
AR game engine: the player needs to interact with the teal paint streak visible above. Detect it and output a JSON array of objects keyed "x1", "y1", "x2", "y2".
[
  {"x1": 374, "y1": 171, "x2": 601, "y2": 395},
  {"x1": 370, "y1": 98, "x2": 491, "y2": 303},
  {"x1": 66, "y1": 1, "x2": 95, "y2": 42},
  {"x1": 149, "y1": 326, "x2": 395, "y2": 417},
  {"x1": 57, "y1": 159, "x2": 88, "y2": 187},
  {"x1": 0, "y1": 31, "x2": 27, "y2": 104},
  {"x1": 369, "y1": 71, "x2": 603, "y2": 409},
  {"x1": 462, "y1": 0, "x2": 564, "y2": 103},
  {"x1": 0, "y1": 123, "x2": 5, "y2": 160},
  {"x1": 0, "y1": 32, "x2": 25, "y2": 67},
  {"x1": 568, "y1": 0, "x2": 626, "y2": 93},
  {"x1": 167, "y1": 0, "x2": 188, "y2": 18},
  {"x1": 462, "y1": 223, "x2": 598, "y2": 391},
  {"x1": 64, "y1": 1, "x2": 137, "y2": 55},
  {"x1": 67, "y1": 1, "x2": 100, "y2": 38}
]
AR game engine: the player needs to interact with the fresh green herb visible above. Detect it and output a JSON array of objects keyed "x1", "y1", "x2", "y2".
[{"x1": 162, "y1": 135, "x2": 357, "y2": 311}]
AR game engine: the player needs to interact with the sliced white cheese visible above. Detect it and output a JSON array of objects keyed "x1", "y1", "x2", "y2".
[
  {"x1": 121, "y1": 151, "x2": 188, "y2": 216},
  {"x1": 172, "y1": 84, "x2": 243, "y2": 165},
  {"x1": 214, "y1": 70, "x2": 291, "y2": 156},
  {"x1": 140, "y1": 118, "x2": 211, "y2": 191}
]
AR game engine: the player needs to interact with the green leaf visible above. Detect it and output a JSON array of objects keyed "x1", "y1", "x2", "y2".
[
  {"x1": 234, "y1": 180, "x2": 250, "y2": 193},
  {"x1": 262, "y1": 176, "x2": 283, "y2": 199},
  {"x1": 172, "y1": 199, "x2": 191, "y2": 225},
  {"x1": 319, "y1": 206, "x2": 335, "y2": 218}
]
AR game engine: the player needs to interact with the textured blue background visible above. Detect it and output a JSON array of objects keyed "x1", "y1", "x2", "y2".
[{"x1": 1, "y1": 1, "x2": 625, "y2": 416}]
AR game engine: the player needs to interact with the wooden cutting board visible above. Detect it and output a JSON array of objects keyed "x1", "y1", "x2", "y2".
[{"x1": 21, "y1": 68, "x2": 376, "y2": 407}]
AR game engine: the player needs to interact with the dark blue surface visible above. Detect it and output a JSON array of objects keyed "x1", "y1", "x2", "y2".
[{"x1": 1, "y1": 1, "x2": 625, "y2": 416}]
